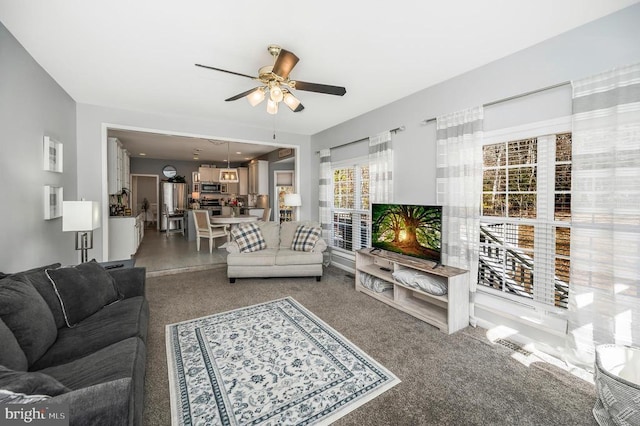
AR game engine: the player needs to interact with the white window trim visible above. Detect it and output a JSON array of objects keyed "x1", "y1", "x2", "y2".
[
  {"x1": 478, "y1": 116, "x2": 572, "y2": 316},
  {"x1": 329, "y1": 155, "x2": 371, "y2": 252}
]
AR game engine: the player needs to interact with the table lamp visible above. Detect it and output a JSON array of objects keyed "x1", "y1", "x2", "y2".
[
  {"x1": 284, "y1": 193, "x2": 301, "y2": 221},
  {"x1": 63, "y1": 201, "x2": 101, "y2": 263}
]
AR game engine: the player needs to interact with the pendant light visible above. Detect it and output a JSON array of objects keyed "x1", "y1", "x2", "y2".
[{"x1": 219, "y1": 142, "x2": 239, "y2": 183}]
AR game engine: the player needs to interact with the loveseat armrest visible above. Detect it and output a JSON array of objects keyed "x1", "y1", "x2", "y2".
[
  {"x1": 312, "y1": 238, "x2": 328, "y2": 253},
  {"x1": 49, "y1": 378, "x2": 132, "y2": 426},
  {"x1": 108, "y1": 267, "x2": 146, "y2": 299}
]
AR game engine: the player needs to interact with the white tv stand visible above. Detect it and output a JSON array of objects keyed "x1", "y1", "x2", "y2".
[{"x1": 355, "y1": 249, "x2": 469, "y2": 334}]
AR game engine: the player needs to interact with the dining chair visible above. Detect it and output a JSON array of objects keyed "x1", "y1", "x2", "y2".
[
  {"x1": 164, "y1": 204, "x2": 184, "y2": 238},
  {"x1": 192, "y1": 210, "x2": 228, "y2": 253},
  {"x1": 260, "y1": 207, "x2": 272, "y2": 222}
]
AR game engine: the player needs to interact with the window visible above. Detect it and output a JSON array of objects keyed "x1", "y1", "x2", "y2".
[
  {"x1": 330, "y1": 159, "x2": 371, "y2": 252},
  {"x1": 479, "y1": 132, "x2": 571, "y2": 309}
]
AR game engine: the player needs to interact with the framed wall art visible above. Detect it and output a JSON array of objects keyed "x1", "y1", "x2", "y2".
[
  {"x1": 43, "y1": 136, "x2": 63, "y2": 173},
  {"x1": 44, "y1": 185, "x2": 63, "y2": 220}
]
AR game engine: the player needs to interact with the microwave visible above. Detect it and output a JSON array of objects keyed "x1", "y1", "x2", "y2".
[{"x1": 200, "y1": 183, "x2": 221, "y2": 193}]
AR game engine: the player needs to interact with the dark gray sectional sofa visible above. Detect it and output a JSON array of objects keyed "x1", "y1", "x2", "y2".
[{"x1": 0, "y1": 261, "x2": 148, "y2": 425}]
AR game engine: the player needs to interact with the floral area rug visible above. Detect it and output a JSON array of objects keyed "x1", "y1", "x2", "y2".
[{"x1": 166, "y1": 297, "x2": 400, "y2": 425}]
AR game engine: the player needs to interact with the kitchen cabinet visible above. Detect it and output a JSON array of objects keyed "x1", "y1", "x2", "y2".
[
  {"x1": 198, "y1": 167, "x2": 218, "y2": 183},
  {"x1": 238, "y1": 167, "x2": 248, "y2": 195},
  {"x1": 248, "y1": 160, "x2": 268, "y2": 194},
  {"x1": 108, "y1": 213, "x2": 144, "y2": 260},
  {"x1": 107, "y1": 137, "x2": 130, "y2": 194}
]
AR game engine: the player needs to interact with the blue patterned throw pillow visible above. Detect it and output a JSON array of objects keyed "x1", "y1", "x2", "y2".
[
  {"x1": 231, "y1": 223, "x2": 267, "y2": 253},
  {"x1": 291, "y1": 225, "x2": 321, "y2": 252}
]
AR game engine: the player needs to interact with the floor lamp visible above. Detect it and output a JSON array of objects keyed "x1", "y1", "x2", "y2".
[
  {"x1": 284, "y1": 193, "x2": 301, "y2": 221},
  {"x1": 63, "y1": 201, "x2": 101, "y2": 263}
]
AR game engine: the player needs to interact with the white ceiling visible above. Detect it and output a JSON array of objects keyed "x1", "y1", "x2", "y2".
[
  {"x1": 1, "y1": 0, "x2": 637, "y2": 159},
  {"x1": 107, "y1": 129, "x2": 280, "y2": 163}
]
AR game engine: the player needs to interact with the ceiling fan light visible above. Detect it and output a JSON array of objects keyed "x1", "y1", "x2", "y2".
[
  {"x1": 247, "y1": 88, "x2": 265, "y2": 107},
  {"x1": 269, "y1": 85, "x2": 284, "y2": 103},
  {"x1": 267, "y1": 98, "x2": 278, "y2": 115},
  {"x1": 283, "y1": 92, "x2": 301, "y2": 111}
]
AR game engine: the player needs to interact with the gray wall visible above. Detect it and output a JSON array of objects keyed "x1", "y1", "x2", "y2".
[
  {"x1": 76, "y1": 104, "x2": 311, "y2": 261},
  {"x1": 130, "y1": 157, "x2": 203, "y2": 187},
  {"x1": 0, "y1": 22, "x2": 78, "y2": 272},
  {"x1": 309, "y1": 4, "x2": 640, "y2": 219}
]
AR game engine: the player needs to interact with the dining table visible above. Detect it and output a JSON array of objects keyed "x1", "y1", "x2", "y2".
[{"x1": 210, "y1": 214, "x2": 259, "y2": 242}]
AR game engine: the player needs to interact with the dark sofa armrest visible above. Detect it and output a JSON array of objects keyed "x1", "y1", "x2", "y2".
[
  {"x1": 108, "y1": 267, "x2": 146, "y2": 299},
  {"x1": 49, "y1": 378, "x2": 132, "y2": 426}
]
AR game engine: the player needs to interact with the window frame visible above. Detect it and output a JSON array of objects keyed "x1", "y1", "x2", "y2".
[
  {"x1": 478, "y1": 117, "x2": 572, "y2": 315},
  {"x1": 329, "y1": 155, "x2": 371, "y2": 254}
]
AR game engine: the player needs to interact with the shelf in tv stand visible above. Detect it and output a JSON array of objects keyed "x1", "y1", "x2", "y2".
[{"x1": 355, "y1": 249, "x2": 469, "y2": 334}]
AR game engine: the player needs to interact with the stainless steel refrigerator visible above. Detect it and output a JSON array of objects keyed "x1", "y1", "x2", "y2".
[{"x1": 160, "y1": 182, "x2": 187, "y2": 231}]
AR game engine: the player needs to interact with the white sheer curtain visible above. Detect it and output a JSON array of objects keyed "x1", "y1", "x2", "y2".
[
  {"x1": 567, "y1": 63, "x2": 640, "y2": 367},
  {"x1": 436, "y1": 107, "x2": 483, "y2": 324},
  {"x1": 318, "y1": 149, "x2": 333, "y2": 242},
  {"x1": 369, "y1": 131, "x2": 393, "y2": 203}
]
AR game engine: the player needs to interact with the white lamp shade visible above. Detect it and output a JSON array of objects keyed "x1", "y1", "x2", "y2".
[
  {"x1": 62, "y1": 201, "x2": 101, "y2": 232},
  {"x1": 284, "y1": 193, "x2": 302, "y2": 207},
  {"x1": 266, "y1": 98, "x2": 278, "y2": 115},
  {"x1": 283, "y1": 92, "x2": 301, "y2": 111},
  {"x1": 247, "y1": 88, "x2": 265, "y2": 107}
]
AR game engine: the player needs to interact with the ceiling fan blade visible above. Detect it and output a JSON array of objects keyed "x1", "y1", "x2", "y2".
[
  {"x1": 271, "y1": 49, "x2": 299, "y2": 79},
  {"x1": 294, "y1": 104, "x2": 305, "y2": 113},
  {"x1": 225, "y1": 87, "x2": 262, "y2": 102},
  {"x1": 195, "y1": 64, "x2": 256, "y2": 80},
  {"x1": 293, "y1": 81, "x2": 346, "y2": 96}
]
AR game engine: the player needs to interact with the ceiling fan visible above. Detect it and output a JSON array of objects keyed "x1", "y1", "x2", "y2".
[{"x1": 195, "y1": 45, "x2": 346, "y2": 114}]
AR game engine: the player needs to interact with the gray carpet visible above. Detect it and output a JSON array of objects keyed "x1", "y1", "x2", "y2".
[{"x1": 143, "y1": 265, "x2": 597, "y2": 426}]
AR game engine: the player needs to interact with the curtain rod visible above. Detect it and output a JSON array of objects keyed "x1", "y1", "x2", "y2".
[
  {"x1": 315, "y1": 126, "x2": 405, "y2": 154},
  {"x1": 420, "y1": 81, "x2": 571, "y2": 125}
]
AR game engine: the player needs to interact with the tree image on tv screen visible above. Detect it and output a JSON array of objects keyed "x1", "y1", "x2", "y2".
[{"x1": 372, "y1": 204, "x2": 441, "y2": 260}]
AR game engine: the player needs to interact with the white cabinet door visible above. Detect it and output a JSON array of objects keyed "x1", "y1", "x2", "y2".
[
  {"x1": 107, "y1": 138, "x2": 120, "y2": 194},
  {"x1": 108, "y1": 217, "x2": 136, "y2": 260},
  {"x1": 238, "y1": 167, "x2": 248, "y2": 195},
  {"x1": 198, "y1": 167, "x2": 217, "y2": 182},
  {"x1": 248, "y1": 160, "x2": 269, "y2": 194}
]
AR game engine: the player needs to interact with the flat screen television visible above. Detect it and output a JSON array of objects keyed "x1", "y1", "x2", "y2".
[{"x1": 371, "y1": 204, "x2": 442, "y2": 263}]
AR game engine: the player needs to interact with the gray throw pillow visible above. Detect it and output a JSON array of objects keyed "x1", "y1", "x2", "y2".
[
  {"x1": 0, "y1": 317, "x2": 28, "y2": 371},
  {"x1": 45, "y1": 260, "x2": 121, "y2": 327},
  {"x1": 11, "y1": 263, "x2": 66, "y2": 329},
  {"x1": 0, "y1": 365, "x2": 69, "y2": 396},
  {"x1": 0, "y1": 278, "x2": 57, "y2": 366}
]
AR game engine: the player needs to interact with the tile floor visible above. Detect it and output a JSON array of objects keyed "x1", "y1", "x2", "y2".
[{"x1": 133, "y1": 226, "x2": 227, "y2": 277}]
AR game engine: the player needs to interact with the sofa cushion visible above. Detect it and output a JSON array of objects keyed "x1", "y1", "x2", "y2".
[
  {"x1": 231, "y1": 222, "x2": 267, "y2": 253},
  {"x1": 0, "y1": 277, "x2": 57, "y2": 366},
  {"x1": 0, "y1": 365, "x2": 70, "y2": 396},
  {"x1": 31, "y1": 297, "x2": 149, "y2": 371},
  {"x1": 38, "y1": 336, "x2": 145, "y2": 392},
  {"x1": 226, "y1": 249, "x2": 278, "y2": 267},
  {"x1": 48, "y1": 379, "x2": 132, "y2": 426},
  {"x1": 0, "y1": 317, "x2": 28, "y2": 371},
  {"x1": 45, "y1": 260, "x2": 121, "y2": 327},
  {"x1": 258, "y1": 221, "x2": 280, "y2": 248},
  {"x1": 275, "y1": 249, "x2": 324, "y2": 266},
  {"x1": 11, "y1": 263, "x2": 66, "y2": 328},
  {"x1": 291, "y1": 225, "x2": 322, "y2": 252},
  {"x1": 280, "y1": 221, "x2": 321, "y2": 248}
]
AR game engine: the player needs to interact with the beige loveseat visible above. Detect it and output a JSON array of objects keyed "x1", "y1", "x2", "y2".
[{"x1": 226, "y1": 220, "x2": 327, "y2": 283}]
